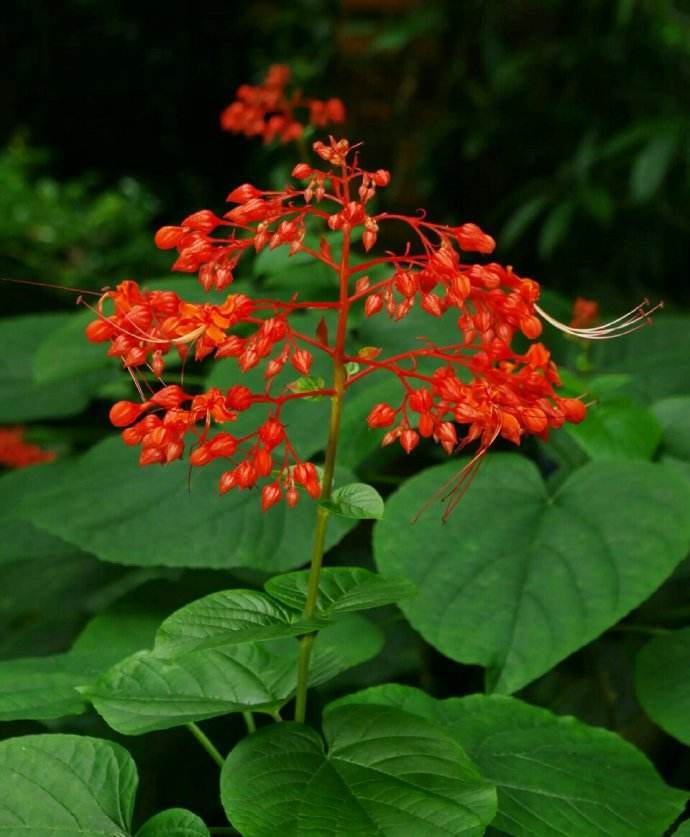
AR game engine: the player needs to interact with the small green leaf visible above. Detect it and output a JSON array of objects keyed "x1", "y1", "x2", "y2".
[
  {"x1": 334, "y1": 685, "x2": 688, "y2": 837},
  {"x1": 221, "y1": 704, "x2": 497, "y2": 836},
  {"x1": 636, "y1": 627, "x2": 690, "y2": 745},
  {"x1": 286, "y1": 374, "x2": 327, "y2": 400},
  {"x1": 86, "y1": 616, "x2": 382, "y2": 735},
  {"x1": 344, "y1": 360, "x2": 360, "y2": 378},
  {"x1": 374, "y1": 455, "x2": 690, "y2": 693},
  {"x1": 136, "y1": 808, "x2": 210, "y2": 837},
  {"x1": 0, "y1": 734, "x2": 138, "y2": 835},
  {"x1": 538, "y1": 200, "x2": 575, "y2": 258},
  {"x1": 321, "y1": 482, "x2": 384, "y2": 519},
  {"x1": 265, "y1": 566, "x2": 415, "y2": 615},
  {"x1": 653, "y1": 396, "x2": 690, "y2": 461},
  {"x1": 154, "y1": 589, "x2": 328, "y2": 657},
  {"x1": 630, "y1": 131, "x2": 678, "y2": 202}
]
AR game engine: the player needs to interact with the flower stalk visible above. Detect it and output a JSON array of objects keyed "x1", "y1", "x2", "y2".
[{"x1": 294, "y1": 227, "x2": 351, "y2": 723}]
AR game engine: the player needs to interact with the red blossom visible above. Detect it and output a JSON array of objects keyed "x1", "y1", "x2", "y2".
[
  {"x1": 0, "y1": 427, "x2": 56, "y2": 469},
  {"x1": 220, "y1": 65, "x2": 346, "y2": 145}
]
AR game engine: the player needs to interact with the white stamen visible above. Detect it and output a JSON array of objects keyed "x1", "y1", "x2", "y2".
[{"x1": 535, "y1": 299, "x2": 662, "y2": 340}]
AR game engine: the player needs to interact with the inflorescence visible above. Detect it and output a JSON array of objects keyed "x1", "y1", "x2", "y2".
[{"x1": 86, "y1": 90, "x2": 659, "y2": 517}]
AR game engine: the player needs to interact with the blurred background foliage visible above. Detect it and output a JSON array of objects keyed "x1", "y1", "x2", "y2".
[
  {"x1": 2, "y1": 0, "x2": 689, "y2": 309},
  {"x1": 2, "y1": 0, "x2": 690, "y2": 829}
]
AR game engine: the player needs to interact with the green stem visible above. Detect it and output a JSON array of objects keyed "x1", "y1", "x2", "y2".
[
  {"x1": 294, "y1": 227, "x2": 351, "y2": 723},
  {"x1": 242, "y1": 711, "x2": 256, "y2": 733},
  {"x1": 186, "y1": 722, "x2": 224, "y2": 768}
]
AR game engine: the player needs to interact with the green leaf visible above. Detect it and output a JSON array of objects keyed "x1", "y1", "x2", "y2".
[
  {"x1": 136, "y1": 808, "x2": 210, "y2": 837},
  {"x1": 636, "y1": 627, "x2": 690, "y2": 745},
  {"x1": 17, "y1": 437, "x2": 355, "y2": 571},
  {"x1": 566, "y1": 402, "x2": 662, "y2": 461},
  {"x1": 653, "y1": 396, "x2": 690, "y2": 461},
  {"x1": 501, "y1": 194, "x2": 550, "y2": 247},
  {"x1": 321, "y1": 482, "x2": 384, "y2": 519},
  {"x1": 374, "y1": 455, "x2": 690, "y2": 693},
  {"x1": 220, "y1": 704, "x2": 497, "y2": 837},
  {"x1": 333, "y1": 685, "x2": 688, "y2": 837},
  {"x1": 630, "y1": 131, "x2": 678, "y2": 202},
  {"x1": 0, "y1": 656, "x2": 92, "y2": 721},
  {"x1": 673, "y1": 822, "x2": 690, "y2": 836},
  {"x1": 0, "y1": 313, "x2": 117, "y2": 422},
  {"x1": 0, "y1": 607, "x2": 162, "y2": 721},
  {"x1": 154, "y1": 589, "x2": 328, "y2": 657},
  {"x1": 538, "y1": 200, "x2": 575, "y2": 259},
  {"x1": 590, "y1": 316, "x2": 690, "y2": 402},
  {"x1": 286, "y1": 374, "x2": 327, "y2": 399},
  {"x1": 265, "y1": 566, "x2": 416, "y2": 615},
  {"x1": 0, "y1": 733, "x2": 137, "y2": 836},
  {"x1": 86, "y1": 615, "x2": 383, "y2": 734}
]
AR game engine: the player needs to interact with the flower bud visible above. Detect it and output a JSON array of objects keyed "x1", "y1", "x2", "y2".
[
  {"x1": 261, "y1": 482, "x2": 282, "y2": 511},
  {"x1": 400, "y1": 429, "x2": 420, "y2": 453},
  {"x1": 367, "y1": 403, "x2": 396, "y2": 428},
  {"x1": 109, "y1": 401, "x2": 148, "y2": 427},
  {"x1": 225, "y1": 385, "x2": 254, "y2": 411},
  {"x1": 154, "y1": 226, "x2": 184, "y2": 250}
]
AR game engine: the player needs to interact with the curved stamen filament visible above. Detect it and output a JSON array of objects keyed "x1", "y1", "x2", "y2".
[{"x1": 535, "y1": 299, "x2": 663, "y2": 340}]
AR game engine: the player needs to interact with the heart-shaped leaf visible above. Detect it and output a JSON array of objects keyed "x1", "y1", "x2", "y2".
[
  {"x1": 0, "y1": 733, "x2": 138, "y2": 836},
  {"x1": 320, "y1": 482, "x2": 384, "y2": 519},
  {"x1": 154, "y1": 589, "x2": 328, "y2": 657},
  {"x1": 636, "y1": 627, "x2": 690, "y2": 745},
  {"x1": 265, "y1": 566, "x2": 415, "y2": 615},
  {"x1": 333, "y1": 684, "x2": 688, "y2": 837},
  {"x1": 86, "y1": 616, "x2": 383, "y2": 735},
  {"x1": 374, "y1": 455, "x2": 690, "y2": 693},
  {"x1": 221, "y1": 704, "x2": 497, "y2": 836},
  {"x1": 136, "y1": 808, "x2": 210, "y2": 837},
  {"x1": 16, "y1": 437, "x2": 355, "y2": 571}
]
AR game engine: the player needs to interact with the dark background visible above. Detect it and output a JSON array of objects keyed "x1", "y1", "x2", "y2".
[{"x1": 2, "y1": 0, "x2": 689, "y2": 312}]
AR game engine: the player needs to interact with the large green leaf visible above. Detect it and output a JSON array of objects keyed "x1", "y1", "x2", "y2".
[
  {"x1": 636, "y1": 627, "x2": 690, "y2": 745},
  {"x1": 136, "y1": 809, "x2": 210, "y2": 837},
  {"x1": 86, "y1": 616, "x2": 383, "y2": 734},
  {"x1": 154, "y1": 589, "x2": 328, "y2": 657},
  {"x1": 374, "y1": 455, "x2": 690, "y2": 693},
  {"x1": 333, "y1": 685, "x2": 687, "y2": 837},
  {"x1": 0, "y1": 607, "x2": 162, "y2": 721},
  {"x1": 0, "y1": 312, "x2": 117, "y2": 421},
  {"x1": 265, "y1": 566, "x2": 416, "y2": 615},
  {"x1": 17, "y1": 437, "x2": 355, "y2": 571},
  {"x1": 0, "y1": 733, "x2": 138, "y2": 836},
  {"x1": 220, "y1": 703, "x2": 497, "y2": 836}
]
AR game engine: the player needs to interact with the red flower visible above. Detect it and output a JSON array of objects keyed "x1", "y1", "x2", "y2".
[{"x1": 0, "y1": 427, "x2": 55, "y2": 469}]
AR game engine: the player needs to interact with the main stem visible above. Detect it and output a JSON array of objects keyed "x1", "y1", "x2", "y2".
[{"x1": 294, "y1": 226, "x2": 351, "y2": 723}]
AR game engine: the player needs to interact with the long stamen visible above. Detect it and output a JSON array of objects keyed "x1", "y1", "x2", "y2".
[{"x1": 535, "y1": 299, "x2": 662, "y2": 340}]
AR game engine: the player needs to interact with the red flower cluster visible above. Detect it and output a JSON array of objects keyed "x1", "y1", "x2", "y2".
[
  {"x1": 220, "y1": 65, "x2": 346, "y2": 144},
  {"x1": 0, "y1": 427, "x2": 55, "y2": 469},
  {"x1": 87, "y1": 132, "x2": 657, "y2": 514}
]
